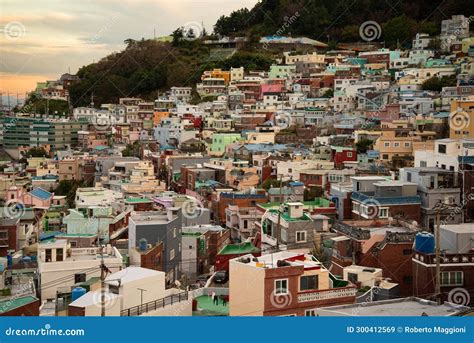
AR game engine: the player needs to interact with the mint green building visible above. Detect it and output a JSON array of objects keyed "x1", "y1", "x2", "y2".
[{"x1": 210, "y1": 133, "x2": 242, "y2": 156}]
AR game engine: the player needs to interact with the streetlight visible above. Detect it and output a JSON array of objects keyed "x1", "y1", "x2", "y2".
[{"x1": 137, "y1": 288, "x2": 147, "y2": 315}]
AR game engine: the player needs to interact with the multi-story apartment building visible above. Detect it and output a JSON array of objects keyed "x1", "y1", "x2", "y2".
[
  {"x1": 400, "y1": 167, "x2": 461, "y2": 230},
  {"x1": 128, "y1": 209, "x2": 182, "y2": 285},
  {"x1": 37, "y1": 239, "x2": 123, "y2": 300},
  {"x1": 229, "y1": 251, "x2": 357, "y2": 316},
  {"x1": 351, "y1": 176, "x2": 422, "y2": 223},
  {"x1": 413, "y1": 224, "x2": 474, "y2": 305},
  {"x1": 0, "y1": 116, "x2": 86, "y2": 151}
]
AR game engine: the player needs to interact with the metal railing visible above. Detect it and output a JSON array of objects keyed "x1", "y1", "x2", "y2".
[{"x1": 120, "y1": 291, "x2": 188, "y2": 316}]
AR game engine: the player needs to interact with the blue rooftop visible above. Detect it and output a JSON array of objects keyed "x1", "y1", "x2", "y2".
[
  {"x1": 351, "y1": 192, "x2": 421, "y2": 205},
  {"x1": 29, "y1": 187, "x2": 52, "y2": 200}
]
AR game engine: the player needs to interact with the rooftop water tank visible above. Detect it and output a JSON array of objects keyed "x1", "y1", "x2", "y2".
[
  {"x1": 71, "y1": 287, "x2": 87, "y2": 302},
  {"x1": 415, "y1": 232, "x2": 435, "y2": 254},
  {"x1": 139, "y1": 238, "x2": 148, "y2": 252}
]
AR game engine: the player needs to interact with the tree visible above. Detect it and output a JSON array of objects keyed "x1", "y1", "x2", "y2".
[
  {"x1": 122, "y1": 141, "x2": 141, "y2": 157},
  {"x1": 382, "y1": 15, "x2": 416, "y2": 49},
  {"x1": 23, "y1": 147, "x2": 48, "y2": 158},
  {"x1": 322, "y1": 89, "x2": 334, "y2": 98},
  {"x1": 421, "y1": 75, "x2": 457, "y2": 92},
  {"x1": 171, "y1": 27, "x2": 184, "y2": 46},
  {"x1": 261, "y1": 178, "x2": 289, "y2": 190},
  {"x1": 55, "y1": 180, "x2": 85, "y2": 208},
  {"x1": 356, "y1": 138, "x2": 373, "y2": 154}
]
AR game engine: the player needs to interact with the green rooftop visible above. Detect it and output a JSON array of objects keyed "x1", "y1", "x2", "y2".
[
  {"x1": 125, "y1": 197, "x2": 152, "y2": 204},
  {"x1": 0, "y1": 295, "x2": 38, "y2": 314},
  {"x1": 218, "y1": 242, "x2": 260, "y2": 255},
  {"x1": 259, "y1": 198, "x2": 332, "y2": 210},
  {"x1": 193, "y1": 295, "x2": 228, "y2": 316}
]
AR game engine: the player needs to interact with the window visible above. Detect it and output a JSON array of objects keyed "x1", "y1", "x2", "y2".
[
  {"x1": 296, "y1": 231, "x2": 306, "y2": 243},
  {"x1": 173, "y1": 227, "x2": 177, "y2": 238},
  {"x1": 379, "y1": 208, "x2": 388, "y2": 218},
  {"x1": 70, "y1": 241, "x2": 77, "y2": 248},
  {"x1": 56, "y1": 248, "x2": 64, "y2": 262},
  {"x1": 404, "y1": 142, "x2": 410, "y2": 147},
  {"x1": 441, "y1": 271, "x2": 463, "y2": 286},
  {"x1": 300, "y1": 275, "x2": 318, "y2": 291},
  {"x1": 75, "y1": 273, "x2": 86, "y2": 283},
  {"x1": 170, "y1": 249, "x2": 175, "y2": 260},
  {"x1": 275, "y1": 279, "x2": 288, "y2": 294},
  {"x1": 45, "y1": 249, "x2": 52, "y2": 262},
  {"x1": 109, "y1": 285, "x2": 120, "y2": 294},
  {"x1": 347, "y1": 152, "x2": 353, "y2": 158},
  {"x1": 305, "y1": 309, "x2": 316, "y2": 316},
  {"x1": 438, "y1": 144, "x2": 446, "y2": 154},
  {"x1": 384, "y1": 142, "x2": 390, "y2": 147},
  {"x1": 383, "y1": 154, "x2": 388, "y2": 160},
  {"x1": 394, "y1": 142, "x2": 400, "y2": 148},
  {"x1": 348, "y1": 272, "x2": 358, "y2": 283}
]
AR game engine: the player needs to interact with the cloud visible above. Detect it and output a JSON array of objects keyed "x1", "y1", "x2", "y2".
[{"x1": 1, "y1": 0, "x2": 259, "y2": 93}]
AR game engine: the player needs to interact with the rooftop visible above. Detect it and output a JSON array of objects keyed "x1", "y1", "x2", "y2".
[
  {"x1": 316, "y1": 297, "x2": 469, "y2": 316},
  {"x1": 29, "y1": 187, "x2": 52, "y2": 200},
  {"x1": 233, "y1": 251, "x2": 325, "y2": 271},
  {"x1": 105, "y1": 266, "x2": 164, "y2": 286},
  {"x1": 218, "y1": 242, "x2": 260, "y2": 255},
  {"x1": 193, "y1": 295, "x2": 228, "y2": 316},
  {"x1": 69, "y1": 290, "x2": 120, "y2": 308},
  {"x1": 0, "y1": 295, "x2": 38, "y2": 314}
]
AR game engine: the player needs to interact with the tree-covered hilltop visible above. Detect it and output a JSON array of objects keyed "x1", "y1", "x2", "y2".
[
  {"x1": 65, "y1": 0, "x2": 472, "y2": 108},
  {"x1": 68, "y1": 38, "x2": 274, "y2": 107},
  {"x1": 215, "y1": 0, "x2": 472, "y2": 47}
]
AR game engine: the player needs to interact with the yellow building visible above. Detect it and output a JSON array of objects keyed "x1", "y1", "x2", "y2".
[
  {"x1": 201, "y1": 69, "x2": 231, "y2": 85},
  {"x1": 153, "y1": 111, "x2": 170, "y2": 126},
  {"x1": 450, "y1": 97, "x2": 474, "y2": 139},
  {"x1": 374, "y1": 130, "x2": 434, "y2": 162}
]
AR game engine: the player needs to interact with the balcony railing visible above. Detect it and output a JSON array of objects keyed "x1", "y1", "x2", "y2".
[
  {"x1": 121, "y1": 291, "x2": 188, "y2": 316},
  {"x1": 413, "y1": 252, "x2": 474, "y2": 265},
  {"x1": 297, "y1": 287, "x2": 356, "y2": 303}
]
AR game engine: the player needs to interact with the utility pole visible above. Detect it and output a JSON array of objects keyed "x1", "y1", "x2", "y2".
[
  {"x1": 100, "y1": 240, "x2": 106, "y2": 316},
  {"x1": 435, "y1": 209, "x2": 441, "y2": 305}
]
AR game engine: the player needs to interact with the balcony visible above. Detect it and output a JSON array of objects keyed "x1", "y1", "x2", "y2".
[
  {"x1": 297, "y1": 286, "x2": 357, "y2": 303},
  {"x1": 413, "y1": 252, "x2": 474, "y2": 265}
]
